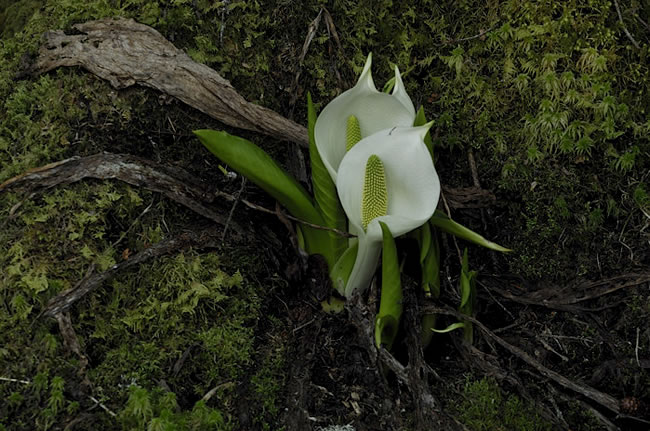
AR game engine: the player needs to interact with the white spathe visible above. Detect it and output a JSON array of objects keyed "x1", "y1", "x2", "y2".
[
  {"x1": 336, "y1": 124, "x2": 440, "y2": 297},
  {"x1": 314, "y1": 53, "x2": 416, "y2": 183}
]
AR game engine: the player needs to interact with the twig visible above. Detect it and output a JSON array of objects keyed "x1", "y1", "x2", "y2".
[
  {"x1": 41, "y1": 224, "x2": 224, "y2": 317},
  {"x1": 0, "y1": 376, "x2": 117, "y2": 418},
  {"x1": 489, "y1": 273, "x2": 650, "y2": 309},
  {"x1": 221, "y1": 177, "x2": 246, "y2": 243},
  {"x1": 613, "y1": 0, "x2": 641, "y2": 48},
  {"x1": 88, "y1": 396, "x2": 117, "y2": 417},
  {"x1": 634, "y1": 327, "x2": 641, "y2": 368},
  {"x1": 288, "y1": 9, "x2": 323, "y2": 110},
  {"x1": 201, "y1": 381, "x2": 234, "y2": 402},
  {"x1": 444, "y1": 23, "x2": 499, "y2": 44},
  {"x1": 0, "y1": 376, "x2": 31, "y2": 385},
  {"x1": 422, "y1": 306, "x2": 622, "y2": 414}
]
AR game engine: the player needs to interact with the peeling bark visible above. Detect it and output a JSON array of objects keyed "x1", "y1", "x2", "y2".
[{"x1": 0, "y1": 152, "x2": 249, "y2": 238}]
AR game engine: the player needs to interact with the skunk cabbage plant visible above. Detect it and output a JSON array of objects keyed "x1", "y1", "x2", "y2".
[{"x1": 195, "y1": 52, "x2": 510, "y2": 352}]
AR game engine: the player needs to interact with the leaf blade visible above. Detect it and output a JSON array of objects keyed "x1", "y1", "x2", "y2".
[{"x1": 430, "y1": 210, "x2": 512, "y2": 252}]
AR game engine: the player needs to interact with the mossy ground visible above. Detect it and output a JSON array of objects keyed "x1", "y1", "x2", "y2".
[{"x1": 1, "y1": 0, "x2": 649, "y2": 430}]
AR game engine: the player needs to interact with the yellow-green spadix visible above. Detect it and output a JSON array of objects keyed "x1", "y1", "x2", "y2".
[
  {"x1": 314, "y1": 53, "x2": 416, "y2": 183},
  {"x1": 336, "y1": 124, "x2": 440, "y2": 297}
]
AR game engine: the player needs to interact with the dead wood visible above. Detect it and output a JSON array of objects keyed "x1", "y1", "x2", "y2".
[
  {"x1": 0, "y1": 152, "x2": 250, "y2": 238},
  {"x1": 41, "y1": 224, "x2": 224, "y2": 317},
  {"x1": 490, "y1": 272, "x2": 650, "y2": 309},
  {"x1": 442, "y1": 185, "x2": 496, "y2": 209},
  {"x1": 22, "y1": 18, "x2": 309, "y2": 147}
]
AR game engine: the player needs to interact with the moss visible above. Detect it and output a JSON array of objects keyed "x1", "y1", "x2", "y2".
[
  {"x1": 0, "y1": 181, "x2": 265, "y2": 428},
  {"x1": 454, "y1": 377, "x2": 552, "y2": 431},
  {"x1": 249, "y1": 316, "x2": 288, "y2": 429},
  {"x1": 1, "y1": 0, "x2": 649, "y2": 429}
]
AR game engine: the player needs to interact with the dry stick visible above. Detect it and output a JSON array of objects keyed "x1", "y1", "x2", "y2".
[
  {"x1": 22, "y1": 18, "x2": 309, "y2": 147},
  {"x1": 322, "y1": 8, "x2": 347, "y2": 89},
  {"x1": 423, "y1": 306, "x2": 622, "y2": 414},
  {"x1": 467, "y1": 149, "x2": 499, "y2": 269},
  {"x1": 288, "y1": 8, "x2": 323, "y2": 110},
  {"x1": 221, "y1": 177, "x2": 246, "y2": 243},
  {"x1": 613, "y1": 0, "x2": 641, "y2": 49},
  {"x1": 41, "y1": 225, "x2": 224, "y2": 317},
  {"x1": 286, "y1": 10, "x2": 325, "y2": 184},
  {"x1": 444, "y1": 23, "x2": 499, "y2": 44}
]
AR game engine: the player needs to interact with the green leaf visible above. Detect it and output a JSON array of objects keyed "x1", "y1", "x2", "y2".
[
  {"x1": 431, "y1": 322, "x2": 466, "y2": 334},
  {"x1": 420, "y1": 313, "x2": 437, "y2": 348},
  {"x1": 329, "y1": 241, "x2": 358, "y2": 296},
  {"x1": 194, "y1": 129, "x2": 334, "y2": 266},
  {"x1": 382, "y1": 76, "x2": 396, "y2": 93},
  {"x1": 459, "y1": 248, "x2": 477, "y2": 344},
  {"x1": 374, "y1": 222, "x2": 402, "y2": 350},
  {"x1": 430, "y1": 210, "x2": 512, "y2": 252},
  {"x1": 418, "y1": 223, "x2": 440, "y2": 347},
  {"x1": 308, "y1": 93, "x2": 348, "y2": 261}
]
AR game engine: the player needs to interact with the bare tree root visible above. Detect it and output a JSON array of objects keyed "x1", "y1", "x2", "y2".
[{"x1": 0, "y1": 152, "x2": 251, "y2": 237}]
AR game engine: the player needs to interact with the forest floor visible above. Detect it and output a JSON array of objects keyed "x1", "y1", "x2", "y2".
[{"x1": 1, "y1": 1, "x2": 649, "y2": 430}]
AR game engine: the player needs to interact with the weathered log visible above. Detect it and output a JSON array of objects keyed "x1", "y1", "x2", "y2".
[{"x1": 23, "y1": 18, "x2": 309, "y2": 147}]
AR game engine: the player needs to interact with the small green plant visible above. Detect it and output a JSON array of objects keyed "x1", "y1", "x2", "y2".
[
  {"x1": 455, "y1": 378, "x2": 552, "y2": 431},
  {"x1": 120, "y1": 386, "x2": 226, "y2": 431}
]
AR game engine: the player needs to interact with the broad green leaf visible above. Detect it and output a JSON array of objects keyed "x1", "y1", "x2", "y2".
[
  {"x1": 431, "y1": 322, "x2": 466, "y2": 334},
  {"x1": 374, "y1": 222, "x2": 402, "y2": 350},
  {"x1": 194, "y1": 129, "x2": 334, "y2": 266},
  {"x1": 330, "y1": 242, "x2": 359, "y2": 296},
  {"x1": 308, "y1": 93, "x2": 348, "y2": 261},
  {"x1": 430, "y1": 210, "x2": 512, "y2": 252}
]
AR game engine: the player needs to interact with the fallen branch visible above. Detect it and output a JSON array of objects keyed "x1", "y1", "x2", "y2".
[
  {"x1": 21, "y1": 18, "x2": 309, "y2": 147},
  {"x1": 0, "y1": 152, "x2": 249, "y2": 238},
  {"x1": 41, "y1": 224, "x2": 224, "y2": 317},
  {"x1": 490, "y1": 273, "x2": 650, "y2": 310},
  {"x1": 423, "y1": 306, "x2": 622, "y2": 415}
]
